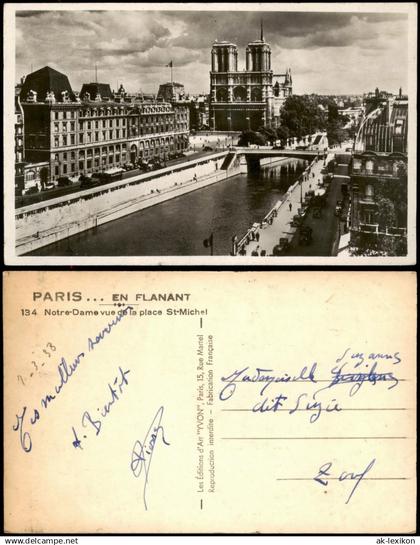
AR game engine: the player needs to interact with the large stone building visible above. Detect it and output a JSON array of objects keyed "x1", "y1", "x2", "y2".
[
  {"x1": 349, "y1": 89, "x2": 408, "y2": 255},
  {"x1": 14, "y1": 93, "x2": 25, "y2": 189},
  {"x1": 157, "y1": 79, "x2": 210, "y2": 131},
  {"x1": 18, "y1": 66, "x2": 189, "y2": 189},
  {"x1": 157, "y1": 82, "x2": 186, "y2": 102},
  {"x1": 209, "y1": 27, "x2": 292, "y2": 131}
]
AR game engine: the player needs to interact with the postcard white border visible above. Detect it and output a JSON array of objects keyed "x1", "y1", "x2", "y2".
[{"x1": 3, "y1": 2, "x2": 417, "y2": 266}]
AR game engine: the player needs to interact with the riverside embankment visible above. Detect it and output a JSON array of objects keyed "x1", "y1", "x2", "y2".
[{"x1": 16, "y1": 151, "x2": 245, "y2": 255}]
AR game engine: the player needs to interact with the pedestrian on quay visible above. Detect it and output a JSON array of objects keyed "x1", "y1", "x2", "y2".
[
  {"x1": 289, "y1": 202, "x2": 292, "y2": 212},
  {"x1": 256, "y1": 232, "x2": 260, "y2": 242}
]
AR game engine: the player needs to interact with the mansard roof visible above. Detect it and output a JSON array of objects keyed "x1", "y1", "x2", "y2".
[
  {"x1": 20, "y1": 66, "x2": 75, "y2": 102},
  {"x1": 80, "y1": 83, "x2": 113, "y2": 100}
]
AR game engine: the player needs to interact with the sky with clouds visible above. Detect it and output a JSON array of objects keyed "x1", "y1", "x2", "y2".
[{"x1": 15, "y1": 8, "x2": 409, "y2": 96}]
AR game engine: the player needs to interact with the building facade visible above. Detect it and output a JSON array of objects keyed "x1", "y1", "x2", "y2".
[
  {"x1": 15, "y1": 94, "x2": 25, "y2": 192},
  {"x1": 189, "y1": 95, "x2": 210, "y2": 130},
  {"x1": 209, "y1": 29, "x2": 292, "y2": 131},
  {"x1": 157, "y1": 82, "x2": 186, "y2": 102},
  {"x1": 349, "y1": 90, "x2": 408, "y2": 255},
  {"x1": 18, "y1": 66, "x2": 189, "y2": 187}
]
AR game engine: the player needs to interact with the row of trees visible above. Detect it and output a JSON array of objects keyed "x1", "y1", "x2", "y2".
[{"x1": 238, "y1": 94, "x2": 354, "y2": 147}]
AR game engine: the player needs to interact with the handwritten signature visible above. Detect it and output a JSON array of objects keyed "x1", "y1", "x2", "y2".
[
  {"x1": 130, "y1": 406, "x2": 170, "y2": 510},
  {"x1": 314, "y1": 458, "x2": 376, "y2": 503}
]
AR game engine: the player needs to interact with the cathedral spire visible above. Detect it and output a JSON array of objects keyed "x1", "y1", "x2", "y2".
[{"x1": 260, "y1": 18, "x2": 264, "y2": 41}]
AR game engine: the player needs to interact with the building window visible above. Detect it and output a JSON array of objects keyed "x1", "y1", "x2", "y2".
[
  {"x1": 63, "y1": 164, "x2": 67, "y2": 174},
  {"x1": 71, "y1": 135, "x2": 75, "y2": 145},
  {"x1": 54, "y1": 137, "x2": 59, "y2": 147},
  {"x1": 395, "y1": 119, "x2": 404, "y2": 136},
  {"x1": 63, "y1": 152, "x2": 67, "y2": 160},
  {"x1": 55, "y1": 166, "x2": 59, "y2": 176},
  {"x1": 54, "y1": 123, "x2": 59, "y2": 133},
  {"x1": 79, "y1": 133, "x2": 84, "y2": 143},
  {"x1": 63, "y1": 135, "x2": 67, "y2": 146},
  {"x1": 54, "y1": 112, "x2": 59, "y2": 120}
]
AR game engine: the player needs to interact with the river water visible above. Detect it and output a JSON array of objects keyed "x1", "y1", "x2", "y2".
[{"x1": 28, "y1": 159, "x2": 307, "y2": 256}]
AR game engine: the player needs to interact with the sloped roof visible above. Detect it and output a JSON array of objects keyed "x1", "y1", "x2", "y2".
[
  {"x1": 80, "y1": 83, "x2": 113, "y2": 100},
  {"x1": 20, "y1": 66, "x2": 75, "y2": 102}
]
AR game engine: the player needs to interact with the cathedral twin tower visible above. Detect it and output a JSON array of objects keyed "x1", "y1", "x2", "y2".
[{"x1": 209, "y1": 27, "x2": 292, "y2": 131}]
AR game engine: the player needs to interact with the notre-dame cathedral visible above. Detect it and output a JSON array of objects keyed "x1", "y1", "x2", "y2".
[{"x1": 209, "y1": 25, "x2": 292, "y2": 131}]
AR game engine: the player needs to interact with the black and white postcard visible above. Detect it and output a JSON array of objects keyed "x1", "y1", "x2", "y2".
[{"x1": 4, "y1": 2, "x2": 417, "y2": 265}]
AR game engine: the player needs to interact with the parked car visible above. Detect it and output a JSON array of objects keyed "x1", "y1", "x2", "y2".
[
  {"x1": 57, "y1": 176, "x2": 72, "y2": 187},
  {"x1": 299, "y1": 226, "x2": 313, "y2": 245},
  {"x1": 80, "y1": 174, "x2": 96, "y2": 188},
  {"x1": 203, "y1": 145, "x2": 214, "y2": 152},
  {"x1": 272, "y1": 238, "x2": 290, "y2": 255},
  {"x1": 291, "y1": 214, "x2": 304, "y2": 227},
  {"x1": 24, "y1": 185, "x2": 39, "y2": 195}
]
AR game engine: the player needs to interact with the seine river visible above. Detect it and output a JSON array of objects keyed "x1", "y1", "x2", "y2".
[{"x1": 28, "y1": 159, "x2": 307, "y2": 256}]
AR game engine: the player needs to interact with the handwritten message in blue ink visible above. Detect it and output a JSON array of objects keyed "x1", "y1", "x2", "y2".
[{"x1": 13, "y1": 306, "x2": 134, "y2": 453}]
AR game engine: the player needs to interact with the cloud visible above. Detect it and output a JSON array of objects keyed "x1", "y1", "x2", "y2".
[{"x1": 15, "y1": 9, "x2": 409, "y2": 95}]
